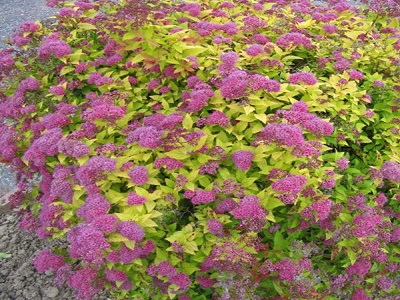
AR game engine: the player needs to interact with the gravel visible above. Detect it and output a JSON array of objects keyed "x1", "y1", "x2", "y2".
[{"x1": 0, "y1": 0, "x2": 57, "y2": 49}]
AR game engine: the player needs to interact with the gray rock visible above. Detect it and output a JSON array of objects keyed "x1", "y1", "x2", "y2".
[{"x1": 42, "y1": 286, "x2": 60, "y2": 298}]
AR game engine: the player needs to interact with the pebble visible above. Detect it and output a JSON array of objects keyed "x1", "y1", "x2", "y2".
[{"x1": 42, "y1": 286, "x2": 60, "y2": 298}]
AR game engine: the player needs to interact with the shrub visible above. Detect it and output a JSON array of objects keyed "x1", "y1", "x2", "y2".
[{"x1": 0, "y1": 0, "x2": 400, "y2": 299}]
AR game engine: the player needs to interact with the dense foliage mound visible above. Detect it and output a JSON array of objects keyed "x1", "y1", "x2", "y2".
[{"x1": 0, "y1": 0, "x2": 399, "y2": 299}]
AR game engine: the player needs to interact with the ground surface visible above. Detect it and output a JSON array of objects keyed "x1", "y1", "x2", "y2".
[{"x1": 0, "y1": 0, "x2": 362, "y2": 299}]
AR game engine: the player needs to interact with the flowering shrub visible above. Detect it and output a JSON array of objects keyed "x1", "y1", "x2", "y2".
[{"x1": 1, "y1": 0, "x2": 400, "y2": 299}]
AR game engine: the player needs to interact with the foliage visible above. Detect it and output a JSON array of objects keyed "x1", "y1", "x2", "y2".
[{"x1": 0, "y1": 0, "x2": 400, "y2": 299}]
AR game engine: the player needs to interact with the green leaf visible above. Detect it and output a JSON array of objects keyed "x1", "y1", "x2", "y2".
[
  {"x1": 273, "y1": 231, "x2": 287, "y2": 251},
  {"x1": 182, "y1": 114, "x2": 193, "y2": 130},
  {"x1": 78, "y1": 23, "x2": 98, "y2": 30},
  {"x1": 0, "y1": 252, "x2": 12, "y2": 259},
  {"x1": 181, "y1": 262, "x2": 199, "y2": 275}
]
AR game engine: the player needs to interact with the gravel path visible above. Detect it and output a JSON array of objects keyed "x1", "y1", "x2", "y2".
[{"x1": 0, "y1": 0, "x2": 57, "y2": 49}]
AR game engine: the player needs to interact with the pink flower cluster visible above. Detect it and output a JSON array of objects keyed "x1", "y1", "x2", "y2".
[
  {"x1": 67, "y1": 223, "x2": 110, "y2": 264},
  {"x1": 128, "y1": 166, "x2": 148, "y2": 185},
  {"x1": 346, "y1": 257, "x2": 371, "y2": 276},
  {"x1": 276, "y1": 32, "x2": 313, "y2": 49},
  {"x1": 154, "y1": 156, "x2": 183, "y2": 170},
  {"x1": 38, "y1": 36, "x2": 72, "y2": 59},
  {"x1": 58, "y1": 138, "x2": 90, "y2": 158},
  {"x1": 220, "y1": 70, "x2": 248, "y2": 99},
  {"x1": 288, "y1": 72, "x2": 317, "y2": 85},
  {"x1": 87, "y1": 72, "x2": 114, "y2": 86},
  {"x1": 189, "y1": 189, "x2": 216, "y2": 205},
  {"x1": 381, "y1": 161, "x2": 400, "y2": 182},
  {"x1": 127, "y1": 192, "x2": 147, "y2": 205},
  {"x1": 67, "y1": 267, "x2": 102, "y2": 300},
  {"x1": 248, "y1": 74, "x2": 281, "y2": 92},
  {"x1": 257, "y1": 123, "x2": 305, "y2": 147},
  {"x1": 230, "y1": 195, "x2": 267, "y2": 220},
  {"x1": 272, "y1": 174, "x2": 307, "y2": 195},
  {"x1": 41, "y1": 113, "x2": 70, "y2": 129},
  {"x1": 310, "y1": 199, "x2": 333, "y2": 220},
  {"x1": 206, "y1": 110, "x2": 230, "y2": 127},
  {"x1": 77, "y1": 193, "x2": 110, "y2": 222},
  {"x1": 116, "y1": 221, "x2": 145, "y2": 242},
  {"x1": 352, "y1": 212, "x2": 382, "y2": 238},
  {"x1": 91, "y1": 214, "x2": 116, "y2": 232},
  {"x1": 336, "y1": 157, "x2": 350, "y2": 171},
  {"x1": 207, "y1": 218, "x2": 224, "y2": 236},
  {"x1": 147, "y1": 261, "x2": 191, "y2": 292},
  {"x1": 231, "y1": 150, "x2": 254, "y2": 171},
  {"x1": 82, "y1": 104, "x2": 126, "y2": 122},
  {"x1": 33, "y1": 249, "x2": 65, "y2": 273},
  {"x1": 126, "y1": 126, "x2": 163, "y2": 149},
  {"x1": 277, "y1": 101, "x2": 334, "y2": 137},
  {"x1": 23, "y1": 128, "x2": 63, "y2": 167},
  {"x1": 220, "y1": 71, "x2": 281, "y2": 99},
  {"x1": 76, "y1": 156, "x2": 116, "y2": 187}
]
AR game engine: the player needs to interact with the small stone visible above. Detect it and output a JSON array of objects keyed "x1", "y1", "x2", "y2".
[{"x1": 42, "y1": 287, "x2": 59, "y2": 298}]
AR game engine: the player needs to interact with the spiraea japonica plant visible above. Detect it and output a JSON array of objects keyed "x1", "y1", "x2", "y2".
[{"x1": 0, "y1": 0, "x2": 400, "y2": 299}]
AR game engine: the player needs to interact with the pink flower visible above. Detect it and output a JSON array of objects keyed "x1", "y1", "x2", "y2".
[
  {"x1": 67, "y1": 224, "x2": 110, "y2": 264},
  {"x1": 248, "y1": 74, "x2": 281, "y2": 92},
  {"x1": 129, "y1": 166, "x2": 148, "y2": 185},
  {"x1": 230, "y1": 195, "x2": 267, "y2": 219},
  {"x1": 33, "y1": 249, "x2": 65, "y2": 273},
  {"x1": 346, "y1": 257, "x2": 371, "y2": 276},
  {"x1": 220, "y1": 70, "x2": 248, "y2": 99},
  {"x1": 207, "y1": 110, "x2": 230, "y2": 127},
  {"x1": 42, "y1": 113, "x2": 71, "y2": 129},
  {"x1": 381, "y1": 161, "x2": 400, "y2": 182},
  {"x1": 276, "y1": 32, "x2": 313, "y2": 49},
  {"x1": 274, "y1": 258, "x2": 298, "y2": 281},
  {"x1": 120, "y1": 244, "x2": 142, "y2": 263},
  {"x1": 301, "y1": 118, "x2": 334, "y2": 137},
  {"x1": 272, "y1": 174, "x2": 307, "y2": 194},
  {"x1": 289, "y1": 72, "x2": 317, "y2": 85},
  {"x1": 154, "y1": 157, "x2": 183, "y2": 170},
  {"x1": 67, "y1": 267, "x2": 101, "y2": 300},
  {"x1": 348, "y1": 69, "x2": 364, "y2": 80},
  {"x1": 49, "y1": 85, "x2": 66, "y2": 96},
  {"x1": 18, "y1": 77, "x2": 41, "y2": 91},
  {"x1": 169, "y1": 273, "x2": 191, "y2": 291},
  {"x1": 232, "y1": 150, "x2": 254, "y2": 171},
  {"x1": 391, "y1": 226, "x2": 400, "y2": 243},
  {"x1": 76, "y1": 193, "x2": 111, "y2": 222},
  {"x1": 91, "y1": 214, "x2": 116, "y2": 232},
  {"x1": 127, "y1": 192, "x2": 147, "y2": 205},
  {"x1": 336, "y1": 157, "x2": 349, "y2": 171},
  {"x1": 191, "y1": 190, "x2": 216, "y2": 205},
  {"x1": 38, "y1": 38, "x2": 72, "y2": 59},
  {"x1": 245, "y1": 44, "x2": 264, "y2": 56},
  {"x1": 148, "y1": 261, "x2": 177, "y2": 277},
  {"x1": 323, "y1": 24, "x2": 338, "y2": 34},
  {"x1": 182, "y1": 2, "x2": 201, "y2": 17},
  {"x1": 351, "y1": 289, "x2": 371, "y2": 300},
  {"x1": 257, "y1": 123, "x2": 305, "y2": 147},
  {"x1": 310, "y1": 199, "x2": 333, "y2": 220},
  {"x1": 196, "y1": 276, "x2": 217, "y2": 288},
  {"x1": 126, "y1": 126, "x2": 163, "y2": 149},
  {"x1": 334, "y1": 59, "x2": 351, "y2": 72},
  {"x1": 117, "y1": 221, "x2": 145, "y2": 242},
  {"x1": 147, "y1": 79, "x2": 161, "y2": 91},
  {"x1": 207, "y1": 219, "x2": 224, "y2": 235},
  {"x1": 105, "y1": 269, "x2": 128, "y2": 282}
]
